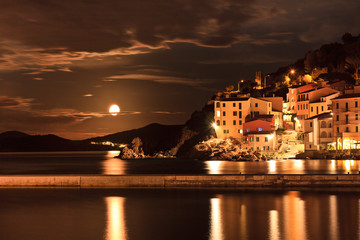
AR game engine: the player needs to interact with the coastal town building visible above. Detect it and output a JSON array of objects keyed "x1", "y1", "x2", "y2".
[
  {"x1": 243, "y1": 115, "x2": 277, "y2": 151},
  {"x1": 284, "y1": 83, "x2": 340, "y2": 131},
  {"x1": 304, "y1": 113, "x2": 333, "y2": 151},
  {"x1": 332, "y1": 92, "x2": 360, "y2": 150},
  {"x1": 214, "y1": 93, "x2": 282, "y2": 151}
]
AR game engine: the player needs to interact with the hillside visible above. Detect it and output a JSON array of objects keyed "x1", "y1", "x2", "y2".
[
  {"x1": 85, "y1": 123, "x2": 184, "y2": 155},
  {"x1": 0, "y1": 131, "x2": 114, "y2": 152}
]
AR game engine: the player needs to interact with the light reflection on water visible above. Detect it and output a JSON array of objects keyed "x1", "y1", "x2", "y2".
[
  {"x1": 102, "y1": 151, "x2": 127, "y2": 175},
  {"x1": 0, "y1": 189, "x2": 360, "y2": 240},
  {"x1": 105, "y1": 197, "x2": 128, "y2": 240},
  {"x1": 204, "y1": 158, "x2": 360, "y2": 175}
]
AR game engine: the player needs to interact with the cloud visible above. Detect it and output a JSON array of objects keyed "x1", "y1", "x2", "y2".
[
  {"x1": 0, "y1": 96, "x2": 34, "y2": 110},
  {"x1": 0, "y1": 95, "x2": 140, "y2": 123},
  {"x1": 83, "y1": 94, "x2": 93, "y2": 97},
  {"x1": 104, "y1": 74, "x2": 207, "y2": 86},
  {"x1": 152, "y1": 111, "x2": 185, "y2": 115}
]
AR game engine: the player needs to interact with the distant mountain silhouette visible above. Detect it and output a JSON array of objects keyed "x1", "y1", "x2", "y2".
[
  {"x1": 0, "y1": 131, "x2": 115, "y2": 152},
  {"x1": 85, "y1": 123, "x2": 185, "y2": 154}
]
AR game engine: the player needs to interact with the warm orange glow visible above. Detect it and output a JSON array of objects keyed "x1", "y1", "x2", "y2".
[
  {"x1": 105, "y1": 197, "x2": 127, "y2": 240},
  {"x1": 209, "y1": 198, "x2": 223, "y2": 240},
  {"x1": 109, "y1": 104, "x2": 120, "y2": 116},
  {"x1": 290, "y1": 69, "x2": 295, "y2": 74}
]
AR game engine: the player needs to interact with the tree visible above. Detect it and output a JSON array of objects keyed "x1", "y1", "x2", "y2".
[
  {"x1": 344, "y1": 40, "x2": 360, "y2": 84},
  {"x1": 225, "y1": 85, "x2": 234, "y2": 92}
]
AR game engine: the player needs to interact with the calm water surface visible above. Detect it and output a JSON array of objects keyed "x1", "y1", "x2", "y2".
[
  {"x1": 0, "y1": 188, "x2": 360, "y2": 240},
  {"x1": 1, "y1": 151, "x2": 360, "y2": 175}
]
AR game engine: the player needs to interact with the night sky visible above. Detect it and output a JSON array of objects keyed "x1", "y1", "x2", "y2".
[{"x1": 0, "y1": 0, "x2": 359, "y2": 139}]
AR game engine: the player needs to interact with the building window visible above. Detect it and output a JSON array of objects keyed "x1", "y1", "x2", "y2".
[
  {"x1": 256, "y1": 137, "x2": 259, "y2": 142},
  {"x1": 357, "y1": 126, "x2": 359, "y2": 132},
  {"x1": 311, "y1": 107, "x2": 313, "y2": 112},
  {"x1": 257, "y1": 147, "x2": 259, "y2": 150},
  {"x1": 233, "y1": 120, "x2": 236, "y2": 125},
  {"x1": 216, "y1": 102, "x2": 220, "y2": 108},
  {"x1": 239, "y1": 103, "x2": 242, "y2": 109},
  {"x1": 216, "y1": 120, "x2": 220, "y2": 126},
  {"x1": 223, "y1": 111, "x2": 226, "y2": 116},
  {"x1": 306, "y1": 104, "x2": 308, "y2": 109},
  {"x1": 263, "y1": 146, "x2": 266, "y2": 151},
  {"x1": 255, "y1": 103, "x2": 258, "y2": 107},
  {"x1": 321, "y1": 106, "x2": 324, "y2": 111},
  {"x1": 250, "y1": 137, "x2": 253, "y2": 142},
  {"x1": 223, "y1": 130, "x2": 226, "y2": 133},
  {"x1": 309, "y1": 144, "x2": 311, "y2": 149},
  {"x1": 336, "y1": 115, "x2": 339, "y2": 121},
  {"x1": 356, "y1": 101, "x2": 358, "y2": 108},
  {"x1": 223, "y1": 121, "x2": 226, "y2": 125},
  {"x1": 258, "y1": 128, "x2": 263, "y2": 131},
  {"x1": 356, "y1": 114, "x2": 358, "y2": 120},
  {"x1": 233, "y1": 111, "x2": 237, "y2": 116},
  {"x1": 239, "y1": 120, "x2": 242, "y2": 125},
  {"x1": 238, "y1": 129, "x2": 243, "y2": 134},
  {"x1": 265, "y1": 137, "x2": 268, "y2": 142},
  {"x1": 233, "y1": 103, "x2": 236, "y2": 107},
  {"x1": 337, "y1": 127, "x2": 339, "y2": 133},
  {"x1": 298, "y1": 105, "x2": 299, "y2": 110},
  {"x1": 336, "y1": 103, "x2": 339, "y2": 109},
  {"x1": 346, "y1": 127, "x2": 349, "y2": 132},
  {"x1": 346, "y1": 102, "x2": 348, "y2": 109},
  {"x1": 222, "y1": 103, "x2": 226, "y2": 107},
  {"x1": 268, "y1": 146, "x2": 270, "y2": 150},
  {"x1": 310, "y1": 122, "x2": 312, "y2": 127},
  {"x1": 346, "y1": 115, "x2": 349, "y2": 123},
  {"x1": 239, "y1": 111, "x2": 242, "y2": 118},
  {"x1": 216, "y1": 111, "x2": 220, "y2": 117},
  {"x1": 246, "y1": 128, "x2": 250, "y2": 132}
]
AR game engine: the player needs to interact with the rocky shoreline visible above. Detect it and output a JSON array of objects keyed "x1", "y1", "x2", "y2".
[{"x1": 116, "y1": 137, "x2": 271, "y2": 161}]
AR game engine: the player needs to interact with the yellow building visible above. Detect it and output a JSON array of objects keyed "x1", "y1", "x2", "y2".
[
  {"x1": 332, "y1": 93, "x2": 360, "y2": 149},
  {"x1": 213, "y1": 94, "x2": 282, "y2": 139}
]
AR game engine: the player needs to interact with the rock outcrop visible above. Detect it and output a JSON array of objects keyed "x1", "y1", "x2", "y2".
[{"x1": 185, "y1": 137, "x2": 267, "y2": 161}]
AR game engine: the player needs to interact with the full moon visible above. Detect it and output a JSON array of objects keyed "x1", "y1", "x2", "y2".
[{"x1": 109, "y1": 104, "x2": 120, "y2": 116}]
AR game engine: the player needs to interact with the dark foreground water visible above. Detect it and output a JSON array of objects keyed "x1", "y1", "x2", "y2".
[
  {"x1": 0, "y1": 188, "x2": 360, "y2": 240},
  {"x1": 1, "y1": 151, "x2": 360, "y2": 175}
]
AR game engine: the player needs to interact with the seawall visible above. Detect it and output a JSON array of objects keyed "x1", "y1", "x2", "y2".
[{"x1": 1, "y1": 174, "x2": 360, "y2": 188}]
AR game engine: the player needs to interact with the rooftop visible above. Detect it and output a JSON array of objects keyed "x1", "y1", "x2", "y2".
[
  {"x1": 306, "y1": 112, "x2": 332, "y2": 120},
  {"x1": 333, "y1": 93, "x2": 360, "y2": 100}
]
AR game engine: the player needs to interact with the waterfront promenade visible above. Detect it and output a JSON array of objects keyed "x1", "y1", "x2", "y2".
[{"x1": 2, "y1": 174, "x2": 360, "y2": 188}]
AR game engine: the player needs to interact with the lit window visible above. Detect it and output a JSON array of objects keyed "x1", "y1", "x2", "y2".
[
  {"x1": 265, "y1": 137, "x2": 268, "y2": 142},
  {"x1": 247, "y1": 128, "x2": 250, "y2": 132},
  {"x1": 258, "y1": 128, "x2": 263, "y2": 131},
  {"x1": 216, "y1": 111, "x2": 220, "y2": 117},
  {"x1": 250, "y1": 137, "x2": 253, "y2": 142}
]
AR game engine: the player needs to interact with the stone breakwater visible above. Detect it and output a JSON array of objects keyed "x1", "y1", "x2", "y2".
[{"x1": 2, "y1": 174, "x2": 360, "y2": 188}]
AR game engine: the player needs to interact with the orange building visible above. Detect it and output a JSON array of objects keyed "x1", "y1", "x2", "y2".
[{"x1": 332, "y1": 93, "x2": 360, "y2": 149}]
